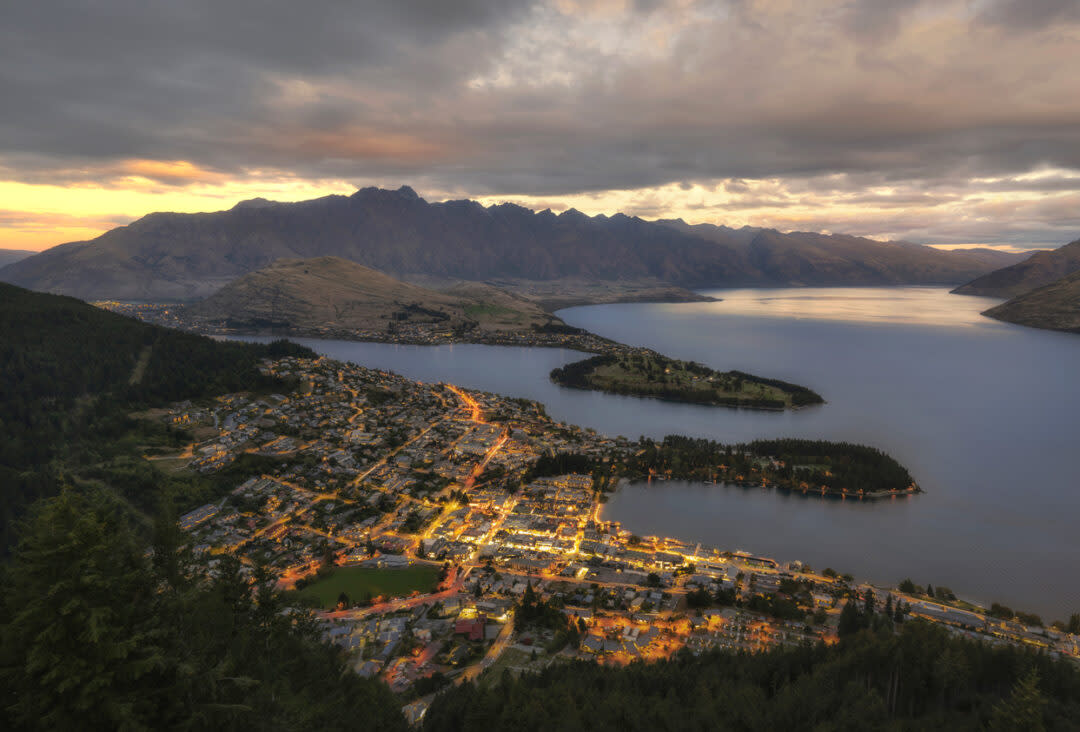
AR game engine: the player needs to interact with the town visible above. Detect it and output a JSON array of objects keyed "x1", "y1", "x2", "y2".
[{"x1": 162, "y1": 355, "x2": 1079, "y2": 723}]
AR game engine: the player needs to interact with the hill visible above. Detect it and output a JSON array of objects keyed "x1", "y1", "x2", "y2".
[
  {"x1": 0, "y1": 249, "x2": 36, "y2": 269},
  {"x1": 0, "y1": 281, "x2": 312, "y2": 550},
  {"x1": 424, "y1": 622, "x2": 1080, "y2": 731},
  {"x1": 187, "y1": 256, "x2": 563, "y2": 334},
  {"x1": 982, "y1": 269, "x2": 1080, "y2": 333},
  {"x1": 0, "y1": 187, "x2": 1022, "y2": 302},
  {"x1": 659, "y1": 220, "x2": 1027, "y2": 286},
  {"x1": 952, "y1": 238, "x2": 1080, "y2": 298}
]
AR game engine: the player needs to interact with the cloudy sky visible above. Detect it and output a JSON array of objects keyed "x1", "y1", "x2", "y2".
[{"x1": 2, "y1": 0, "x2": 1079, "y2": 252}]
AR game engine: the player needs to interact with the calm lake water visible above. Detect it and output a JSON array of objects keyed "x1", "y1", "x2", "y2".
[{"x1": 239, "y1": 287, "x2": 1080, "y2": 619}]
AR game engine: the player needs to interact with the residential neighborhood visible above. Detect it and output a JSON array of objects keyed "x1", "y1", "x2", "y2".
[{"x1": 162, "y1": 355, "x2": 1079, "y2": 720}]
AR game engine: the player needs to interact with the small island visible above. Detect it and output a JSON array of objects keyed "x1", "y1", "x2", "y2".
[{"x1": 550, "y1": 352, "x2": 824, "y2": 410}]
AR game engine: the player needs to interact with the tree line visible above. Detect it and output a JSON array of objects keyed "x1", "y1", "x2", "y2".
[
  {"x1": 423, "y1": 621, "x2": 1080, "y2": 731},
  {"x1": 629, "y1": 436, "x2": 916, "y2": 494}
]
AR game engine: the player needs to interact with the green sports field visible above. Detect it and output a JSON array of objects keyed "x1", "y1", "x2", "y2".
[{"x1": 295, "y1": 564, "x2": 440, "y2": 608}]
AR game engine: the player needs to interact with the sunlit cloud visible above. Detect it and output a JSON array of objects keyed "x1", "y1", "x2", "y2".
[{"x1": 1, "y1": 0, "x2": 1079, "y2": 252}]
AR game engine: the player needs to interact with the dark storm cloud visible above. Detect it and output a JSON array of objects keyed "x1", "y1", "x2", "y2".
[
  {"x1": 0, "y1": 0, "x2": 536, "y2": 169},
  {"x1": 2, "y1": 0, "x2": 1080, "y2": 249},
  {"x1": 977, "y1": 0, "x2": 1080, "y2": 30},
  {"x1": 841, "y1": 0, "x2": 926, "y2": 41}
]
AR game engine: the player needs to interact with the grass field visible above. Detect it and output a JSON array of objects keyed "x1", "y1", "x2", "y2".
[
  {"x1": 295, "y1": 564, "x2": 440, "y2": 609},
  {"x1": 463, "y1": 302, "x2": 530, "y2": 326},
  {"x1": 479, "y1": 648, "x2": 534, "y2": 687}
]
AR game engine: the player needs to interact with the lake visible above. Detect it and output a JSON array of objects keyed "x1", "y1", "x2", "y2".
[{"x1": 238, "y1": 287, "x2": 1080, "y2": 619}]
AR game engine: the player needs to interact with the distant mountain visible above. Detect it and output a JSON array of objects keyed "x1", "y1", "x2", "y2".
[
  {"x1": 658, "y1": 220, "x2": 1028, "y2": 286},
  {"x1": 189, "y1": 256, "x2": 562, "y2": 333},
  {"x1": 982, "y1": 269, "x2": 1080, "y2": 333},
  {"x1": 952, "y1": 239, "x2": 1080, "y2": 298},
  {"x1": 0, "y1": 187, "x2": 1024, "y2": 302},
  {"x1": 0, "y1": 249, "x2": 36, "y2": 269}
]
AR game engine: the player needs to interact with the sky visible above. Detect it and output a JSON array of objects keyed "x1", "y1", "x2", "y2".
[{"x1": 2, "y1": 0, "x2": 1080, "y2": 253}]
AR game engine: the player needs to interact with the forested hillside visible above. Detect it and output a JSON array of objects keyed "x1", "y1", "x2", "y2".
[
  {"x1": 0, "y1": 285, "x2": 407, "y2": 729},
  {"x1": 424, "y1": 622, "x2": 1080, "y2": 731},
  {"x1": 0, "y1": 282, "x2": 312, "y2": 550},
  {"x1": 0, "y1": 489, "x2": 407, "y2": 731}
]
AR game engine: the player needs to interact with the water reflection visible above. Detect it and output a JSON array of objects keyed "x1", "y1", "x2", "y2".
[
  {"x1": 681, "y1": 286, "x2": 1006, "y2": 327},
  {"x1": 232, "y1": 288, "x2": 1080, "y2": 617}
]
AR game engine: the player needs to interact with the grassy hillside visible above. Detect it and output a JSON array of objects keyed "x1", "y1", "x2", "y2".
[
  {"x1": 189, "y1": 256, "x2": 563, "y2": 333},
  {"x1": 983, "y1": 269, "x2": 1080, "y2": 333},
  {"x1": 953, "y1": 239, "x2": 1080, "y2": 298}
]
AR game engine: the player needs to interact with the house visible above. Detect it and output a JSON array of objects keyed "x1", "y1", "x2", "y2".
[
  {"x1": 455, "y1": 614, "x2": 486, "y2": 641},
  {"x1": 581, "y1": 635, "x2": 604, "y2": 654}
]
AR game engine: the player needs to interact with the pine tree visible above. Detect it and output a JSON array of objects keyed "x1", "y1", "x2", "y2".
[
  {"x1": 838, "y1": 600, "x2": 862, "y2": 637},
  {"x1": 989, "y1": 668, "x2": 1046, "y2": 732},
  {"x1": 0, "y1": 488, "x2": 167, "y2": 729}
]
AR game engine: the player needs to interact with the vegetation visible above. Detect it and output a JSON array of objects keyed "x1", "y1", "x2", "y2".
[
  {"x1": 188, "y1": 256, "x2": 560, "y2": 336},
  {"x1": 525, "y1": 436, "x2": 916, "y2": 497},
  {"x1": 514, "y1": 583, "x2": 583, "y2": 653},
  {"x1": 0, "y1": 282, "x2": 313, "y2": 552},
  {"x1": 3, "y1": 282, "x2": 1072, "y2": 731},
  {"x1": 629, "y1": 436, "x2": 917, "y2": 495},
  {"x1": 0, "y1": 488, "x2": 407, "y2": 731},
  {"x1": 530, "y1": 321, "x2": 587, "y2": 335},
  {"x1": 463, "y1": 302, "x2": 518, "y2": 320},
  {"x1": 294, "y1": 565, "x2": 440, "y2": 609},
  {"x1": 982, "y1": 266, "x2": 1080, "y2": 334},
  {"x1": 551, "y1": 352, "x2": 823, "y2": 409},
  {"x1": 424, "y1": 622, "x2": 1080, "y2": 731},
  {"x1": 527, "y1": 452, "x2": 597, "y2": 479}
]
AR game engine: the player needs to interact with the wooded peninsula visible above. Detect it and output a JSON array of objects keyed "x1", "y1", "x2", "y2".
[{"x1": 550, "y1": 352, "x2": 824, "y2": 410}]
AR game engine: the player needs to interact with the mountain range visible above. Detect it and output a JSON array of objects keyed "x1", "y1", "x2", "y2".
[
  {"x1": 659, "y1": 220, "x2": 1021, "y2": 286},
  {"x1": 0, "y1": 249, "x2": 36, "y2": 269},
  {"x1": 0, "y1": 186, "x2": 1027, "y2": 303},
  {"x1": 948, "y1": 238, "x2": 1080, "y2": 334}
]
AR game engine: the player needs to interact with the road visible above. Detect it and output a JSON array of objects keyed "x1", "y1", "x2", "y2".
[{"x1": 458, "y1": 610, "x2": 516, "y2": 684}]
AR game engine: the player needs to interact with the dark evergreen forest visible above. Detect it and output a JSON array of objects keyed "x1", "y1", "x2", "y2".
[{"x1": 0, "y1": 282, "x2": 312, "y2": 550}]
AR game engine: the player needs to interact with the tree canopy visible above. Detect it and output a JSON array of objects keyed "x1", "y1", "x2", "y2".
[
  {"x1": 424, "y1": 622, "x2": 1080, "y2": 731},
  {"x1": 0, "y1": 488, "x2": 406, "y2": 731}
]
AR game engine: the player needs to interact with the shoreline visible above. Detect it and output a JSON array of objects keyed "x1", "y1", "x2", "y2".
[{"x1": 97, "y1": 300, "x2": 826, "y2": 412}]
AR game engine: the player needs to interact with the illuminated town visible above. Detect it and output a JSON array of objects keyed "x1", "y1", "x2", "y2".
[{"x1": 167, "y1": 355, "x2": 1079, "y2": 721}]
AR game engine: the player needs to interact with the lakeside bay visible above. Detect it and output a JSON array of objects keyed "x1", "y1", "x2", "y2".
[{"x1": 236, "y1": 287, "x2": 1080, "y2": 618}]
